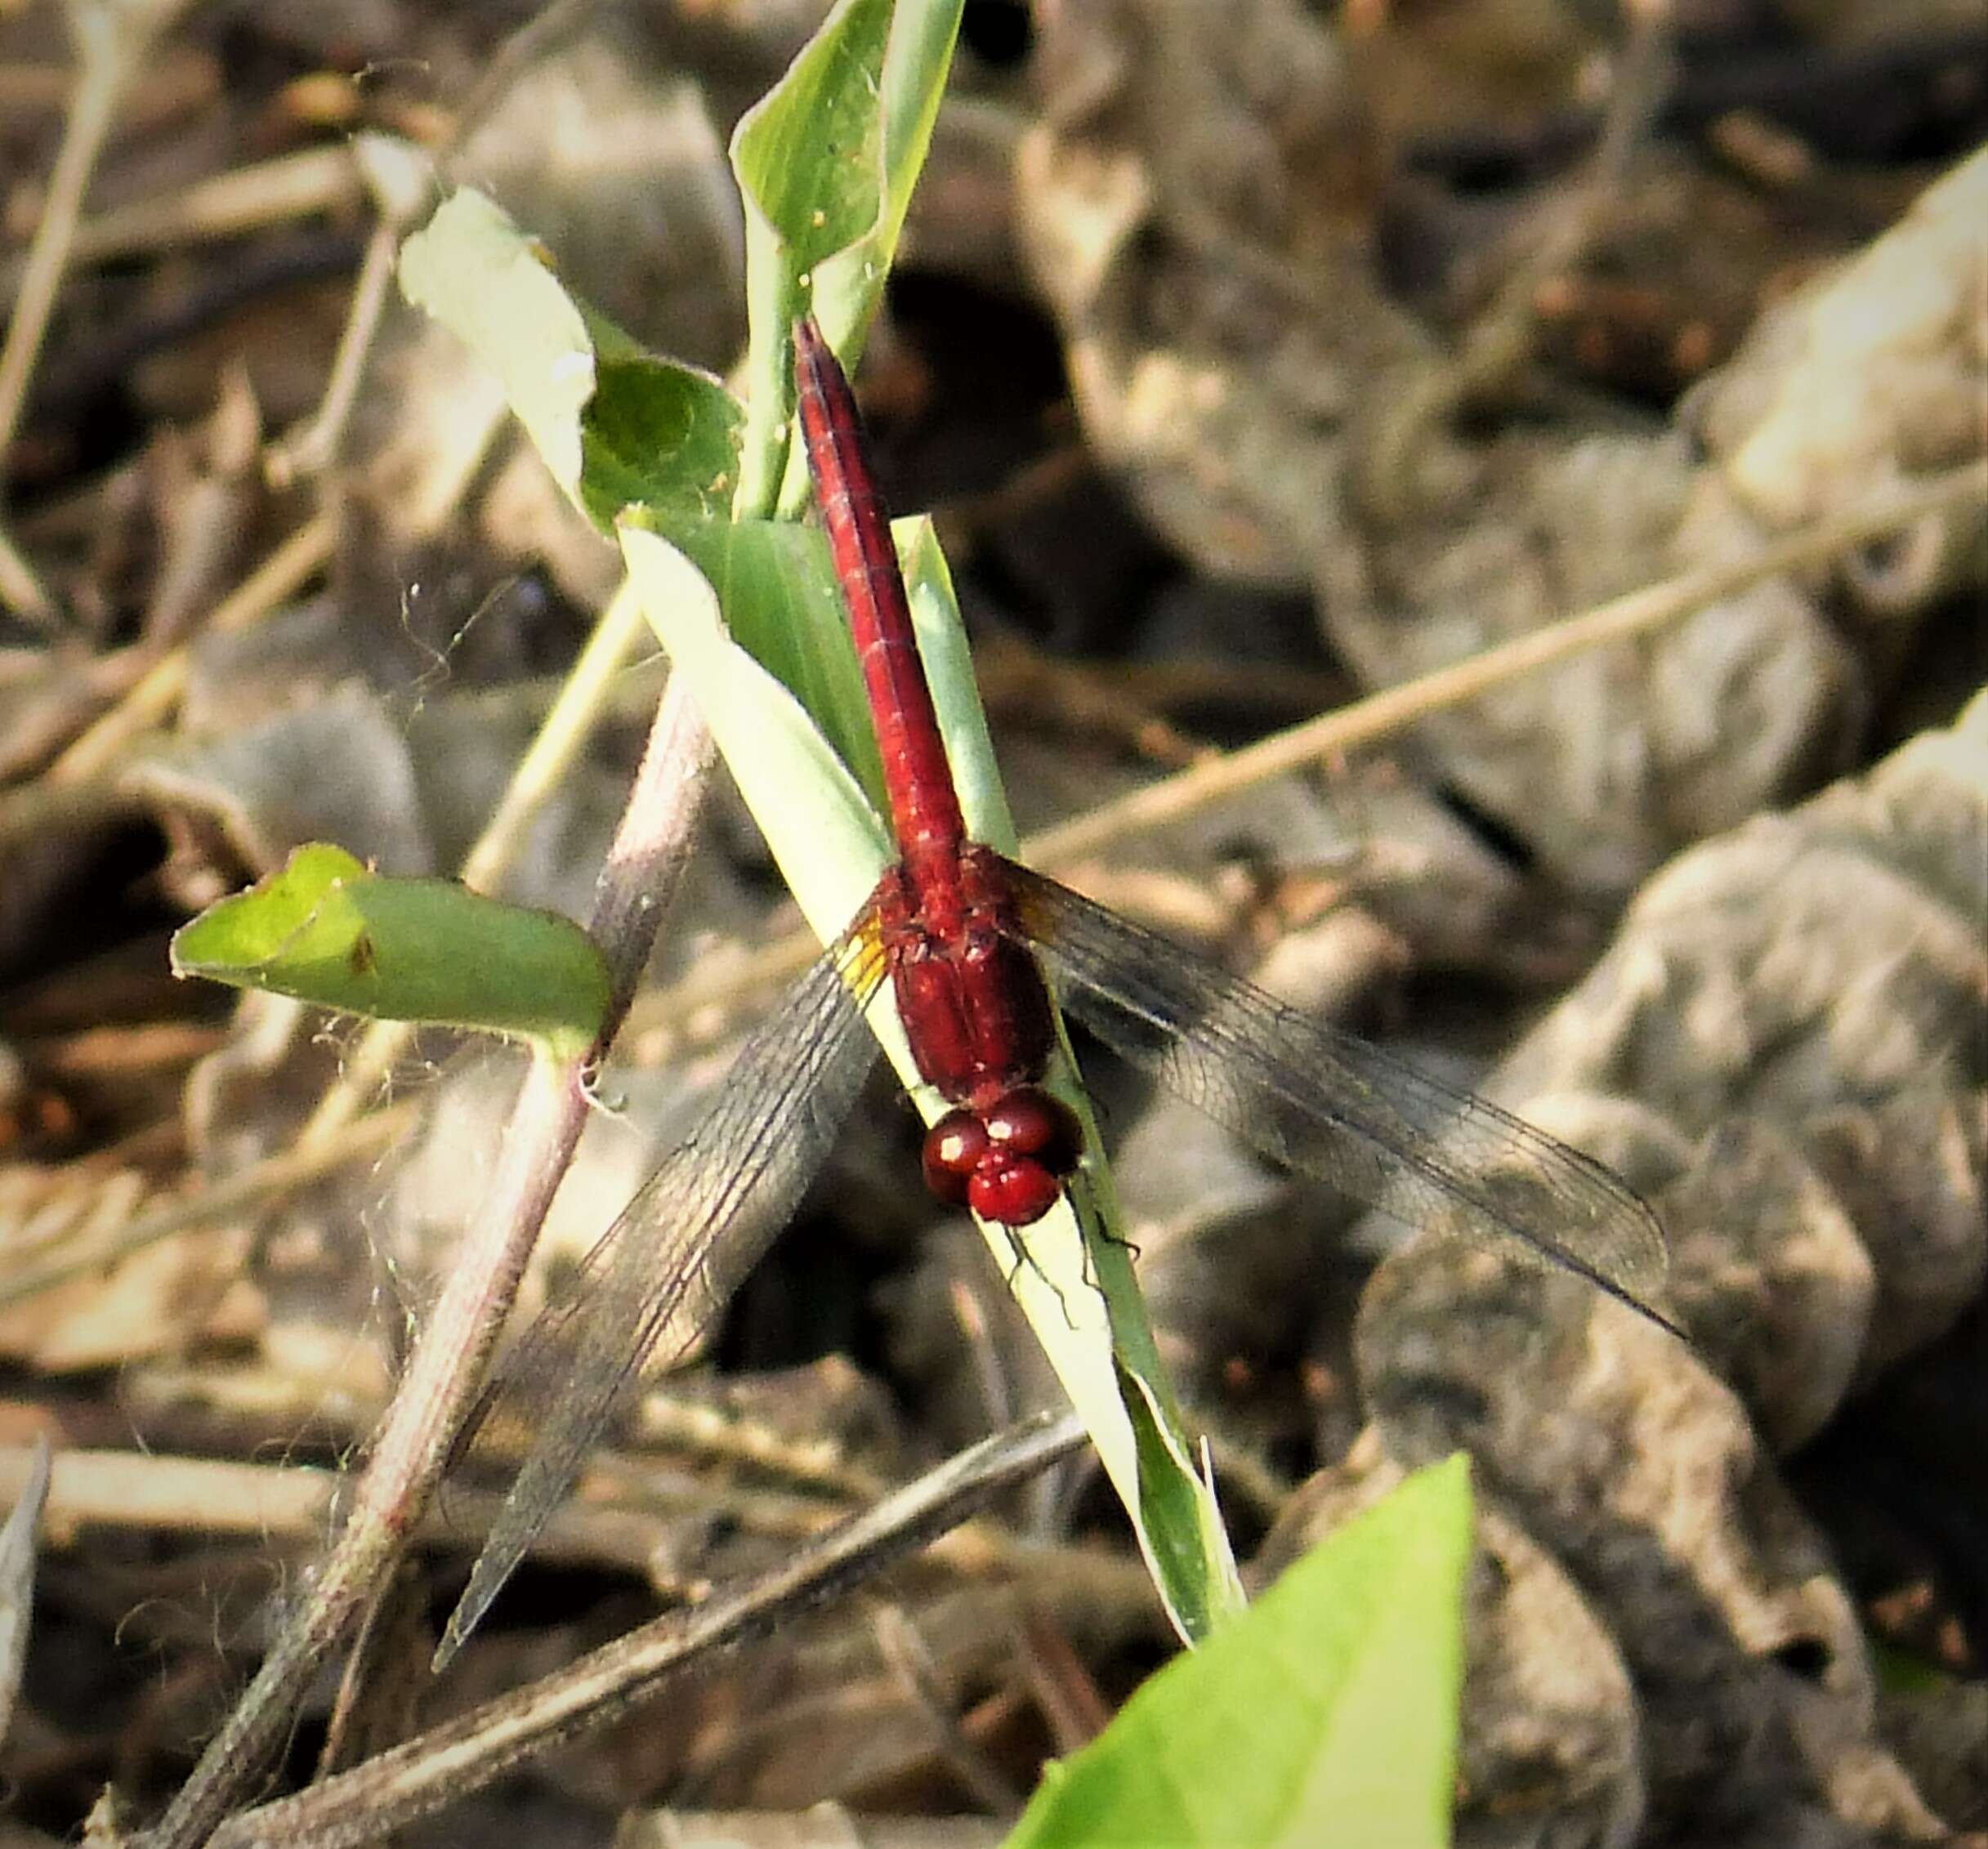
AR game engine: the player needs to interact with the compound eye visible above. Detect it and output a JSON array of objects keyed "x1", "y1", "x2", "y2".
[
  {"x1": 983, "y1": 1088, "x2": 1082, "y2": 1172},
  {"x1": 922, "y1": 1109, "x2": 989, "y2": 1204},
  {"x1": 967, "y1": 1159, "x2": 1062, "y2": 1227}
]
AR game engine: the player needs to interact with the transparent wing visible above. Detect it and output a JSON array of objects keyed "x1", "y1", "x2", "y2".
[
  {"x1": 440, "y1": 930, "x2": 886, "y2": 1661},
  {"x1": 1005, "y1": 860, "x2": 1673, "y2": 1325}
]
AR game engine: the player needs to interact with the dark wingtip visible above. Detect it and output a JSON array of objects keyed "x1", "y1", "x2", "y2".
[
  {"x1": 1643, "y1": 1297, "x2": 1692, "y2": 1345},
  {"x1": 1600, "y1": 1275, "x2": 1691, "y2": 1345},
  {"x1": 431, "y1": 1556, "x2": 506, "y2": 1674},
  {"x1": 1577, "y1": 1246, "x2": 1688, "y2": 1344}
]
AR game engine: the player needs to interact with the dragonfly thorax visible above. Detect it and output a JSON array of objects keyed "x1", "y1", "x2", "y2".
[
  {"x1": 876, "y1": 850, "x2": 1060, "y2": 1105},
  {"x1": 872, "y1": 849, "x2": 1083, "y2": 1226}
]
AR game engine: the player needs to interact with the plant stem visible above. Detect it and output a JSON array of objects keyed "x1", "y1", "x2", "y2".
[{"x1": 149, "y1": 673, "x2": 713, "y2": 1849}]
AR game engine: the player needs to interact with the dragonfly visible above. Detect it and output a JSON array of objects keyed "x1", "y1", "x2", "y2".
[{"x1": 437, "y1": 316, "x2": 1673, "y2": 1659}]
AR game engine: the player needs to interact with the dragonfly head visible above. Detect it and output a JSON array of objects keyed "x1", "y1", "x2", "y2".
[{"x1": 922, "y1": 1088, "x2": 1082, "y2": 1226}]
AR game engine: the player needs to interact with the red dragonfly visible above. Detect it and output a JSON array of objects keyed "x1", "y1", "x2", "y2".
[{"x1": 440, "y1": 318, "x2": 1672, "y2": 1655}]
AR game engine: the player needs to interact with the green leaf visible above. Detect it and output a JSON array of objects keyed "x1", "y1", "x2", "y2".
[
  {"x1": 576, "y1": 351, "x2": 744, "y2": 534},
  {"x1": 1005, "y1": 1458, "x2": 1474, "y2": 1849},
  {"x1": 873, "y1": 0, "x2": 967, "y2": 265},
  {"x1": 664, "y1": 515, "x2": 887, "y2": 809},
  {"x1": 729, "y1": 0, "x2": 963, "y2": 517},
  {"x1": 620, "y1": 529, "x2": 892, "y2": 946},
  {"x1": 171, "y1": 843, "x2": 610, "y2": 1062},
  {"x1": 733, "y1": 0, "x2": 892, "y2": 279},
  {"x1": 730, "y1": 0, "x2": 893, "y2": 516},
  {"x1": 896, "y1": 519, "x2": 1014, "y2": 842},
  {"x1": 399, "y1": 189, "x2": 744, "y2": 532}
]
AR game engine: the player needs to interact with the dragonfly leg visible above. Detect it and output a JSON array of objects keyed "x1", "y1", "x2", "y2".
[{"x1": 1094, "y1": 1222, "x2": 1142, "y2": 1262}]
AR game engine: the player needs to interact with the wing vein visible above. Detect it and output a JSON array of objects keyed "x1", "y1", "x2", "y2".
[
  {"x1": 1004, "y1": 860, "x2": 1669, "y2": 1320},
  {"x1": 441, "y1": 933, "x2": 886, "y2": 1656}
]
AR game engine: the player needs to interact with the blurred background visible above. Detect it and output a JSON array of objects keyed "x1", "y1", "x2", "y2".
[{"x1": 0, "y1": 2, "x2": 1984, "y2": 1844}]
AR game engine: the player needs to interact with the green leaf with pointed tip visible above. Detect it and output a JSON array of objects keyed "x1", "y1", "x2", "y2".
[
  {"x1": 1006, "y1": 1458, "x2": 1473, "y2": 1849},
  {"x1": 734, "y1": 0, "x2": 891, "y2": 278},
  {"x1": 730, "y1": 0, "x2": 962, "y2": 517},
  {"x1": 730, "y1": 0, "x2": 893, "y2": 516},
  {"x1": 896, "y1": 519, "x2": 1013, "y2": 842},
  {"x1": 171, "y1": 843, "x2": 610, "y2": 1062},
  {"x1": 898, "y1": 522, "x2": 1244, "y2": 1637}
]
